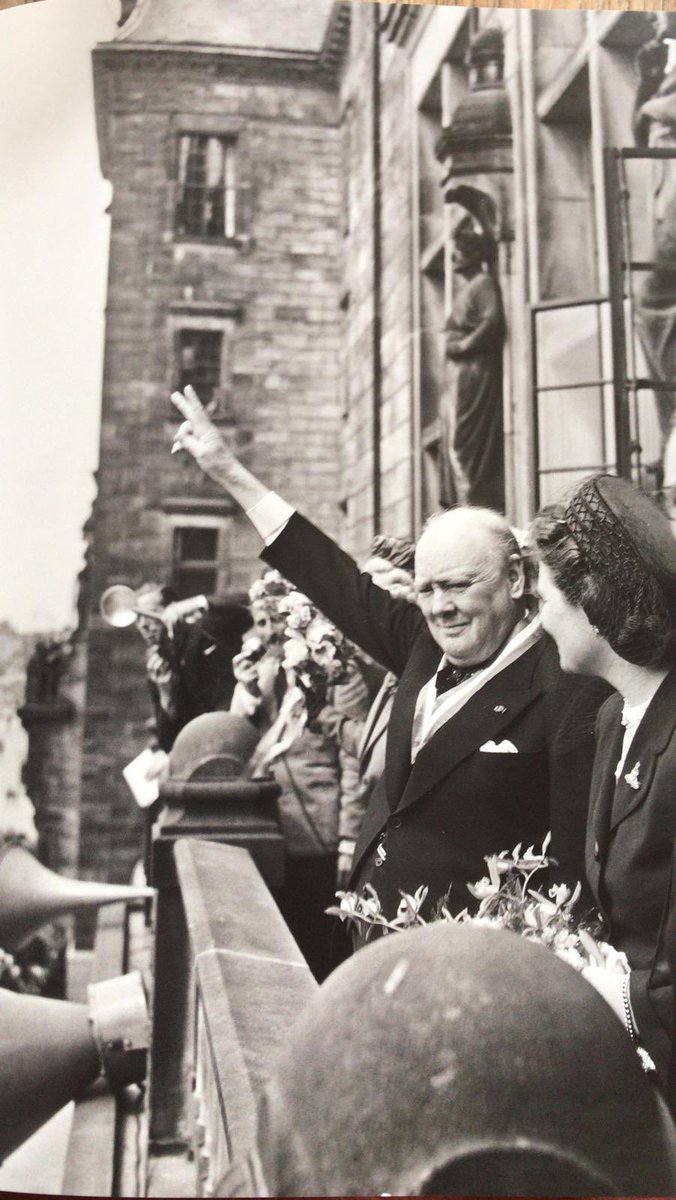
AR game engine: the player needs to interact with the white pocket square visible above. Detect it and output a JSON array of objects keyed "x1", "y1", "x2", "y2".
[{"x1": 480, "y1": 739, "x2": 518, "y2": 754}]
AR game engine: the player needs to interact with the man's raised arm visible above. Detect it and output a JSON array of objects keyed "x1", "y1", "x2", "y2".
[
  {"x1": 170, "y1": 388, "x2": 424, "y2": 675},
  {"x1": 171, "y1": 387, "x2": 294, "y2": 544}
]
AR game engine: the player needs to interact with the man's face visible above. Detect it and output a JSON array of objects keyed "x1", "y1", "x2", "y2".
[
  {"x1": 251, "y1": 602, "x2": 286, "y2": 657},
  {"x1": 135, "y1": 587, "x2": 165, "y2": 646},
  {"x1": 414, "y1": 515, "x2": 524, "y2": 666},
  {"x1": 136, "y1": 613, "x2": 163, "y2": 648}
]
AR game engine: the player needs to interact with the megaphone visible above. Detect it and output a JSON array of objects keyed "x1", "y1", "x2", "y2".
[
  {"x1": 100, "y1": 585, "x2": 208, "y2": 631},
  {"x1": 0, "y1": 845, "x2": 154, "y2": 952},
  {"x1": 0, "y1": 970, "x2": 149, "y2": 1161},
  {"x1": 99, "y1": 584, "x2": 147, "y2": 629}
]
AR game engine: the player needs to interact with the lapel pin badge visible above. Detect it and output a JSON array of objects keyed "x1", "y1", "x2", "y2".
[
  {"x1": 493, "y1": 705, "x2": 507, "y2": 714},
  {"x1": 624, "y1": 762, "x2": 641, "y2": 791}
]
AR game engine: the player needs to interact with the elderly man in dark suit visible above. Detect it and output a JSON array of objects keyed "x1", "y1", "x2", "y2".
[{"x1": 171, "y1": 387, "x2": 607, "y2": 923}]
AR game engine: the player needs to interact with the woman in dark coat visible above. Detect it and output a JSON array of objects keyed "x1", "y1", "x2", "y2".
[{"x1": 532, "y1": 474, "x2": 676, "y2": 1091}]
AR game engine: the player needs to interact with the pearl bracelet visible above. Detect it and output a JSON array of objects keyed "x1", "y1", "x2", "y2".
[{"x1": 621, "y1": 974, "x2": 637, "y2": 1043}]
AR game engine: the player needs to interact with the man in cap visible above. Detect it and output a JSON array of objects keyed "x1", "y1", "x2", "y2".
[{"x1": 170, "y1": 387, "x2": 608, "y2": 925}]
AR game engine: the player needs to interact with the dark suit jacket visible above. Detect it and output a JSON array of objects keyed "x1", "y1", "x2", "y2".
[
  {"x1": 264, "y1": 514, "x2": 608, "y2": 919},
  {"x1": 152, "y1": 596, "x2": 252, "y2": 751},
  {"x1": 586, "y1": 668, "x2": 676, "y2": 1086}
]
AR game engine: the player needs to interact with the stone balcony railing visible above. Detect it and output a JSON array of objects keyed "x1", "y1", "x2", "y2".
[{"x1": 173, "y1": 839, "x2": 317, "y2": 1195}]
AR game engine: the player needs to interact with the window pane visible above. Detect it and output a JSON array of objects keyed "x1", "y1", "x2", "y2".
[
  {"x1": 177, "y1": 329, "x2": 222, "y2": 404},
  {"x1": 538, "y1": 386, "x2": 604, "y2": 472},
  {"x1": 535, "y1": 305, "x2": 602, "y2": 389},
  {"x1": 538, "y1": 467, "x2": 606, "y2": 507},
  {"x1": 534, "y1": 301, "x2": 616, "y2": 504},
  {"x1": 173, "y1": 526, "x2": 218, "y2": 563},
  {"x1": 175, "y1": 135, "x2": 236, "y2": 239},
  {"x1": 224, "y1": 144, "x2": 236, "y2": 240}
]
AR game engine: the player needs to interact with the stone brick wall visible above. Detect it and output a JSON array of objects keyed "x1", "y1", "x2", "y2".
[{"x1": 83, "y1": 46, "x2": 344, "y2": 885}]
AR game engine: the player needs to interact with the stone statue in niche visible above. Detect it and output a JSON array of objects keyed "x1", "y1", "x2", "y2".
[
  {"x1": 24, "y1": 633, "x2": 73, "y2": 705},
  {"x1": 634, "y1": 13, "x2": 676, "y2": 494},
  {"x1": 440, "y1": 218, "x2": 505, "y2": 512}
]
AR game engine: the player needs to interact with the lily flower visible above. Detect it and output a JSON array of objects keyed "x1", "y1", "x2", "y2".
[{"x1": 467, "y1": 876, "x2": 499, "y2": 901}]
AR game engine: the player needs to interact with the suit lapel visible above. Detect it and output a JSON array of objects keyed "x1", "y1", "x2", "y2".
[
  {"x1": 394, "y1": 645, "x2": 545, "y2": 814},
  {"x1": 589, "y1": 669, "x2": 676, "y2": 850},
  {"x1": 608, "y1": 669, "x2": 676, "y2": 835},
  {"x1": 587, "y1": 697, "x2": 624, "y2": 857}
]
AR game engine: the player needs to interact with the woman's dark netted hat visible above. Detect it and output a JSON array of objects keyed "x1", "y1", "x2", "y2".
[{"x1": 564, "y1": 474, "x2": 676, "y2": 657}]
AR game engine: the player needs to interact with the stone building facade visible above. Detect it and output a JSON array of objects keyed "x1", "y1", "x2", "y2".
[
  {"x1": 83, "y1": 0, "x2": 665, "y2": 885},
  {"x1": 83, "y1": 0, "x2": 349, "y2": 883},
  {"x1": 337, "y1": 3, "x2": 665, "y2": 553}
]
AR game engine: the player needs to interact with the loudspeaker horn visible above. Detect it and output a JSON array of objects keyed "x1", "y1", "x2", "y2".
[
  {"x1": 99, "y1": 583, "x2": 144, "y2": 628},
  {"x1": 0, "y1": 971, "x2": 149, "y2": 1162},
  {"x1": 0, "y1": 844, "x2": 154, "y2": 951}
]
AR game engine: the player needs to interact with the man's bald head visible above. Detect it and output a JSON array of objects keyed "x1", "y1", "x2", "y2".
[
  {"x1": 417, "y1": 508, "x2": 521, "y2": 574},
  {"x1": 414, "y1": 508, "x2": 526, "y2": 666}
]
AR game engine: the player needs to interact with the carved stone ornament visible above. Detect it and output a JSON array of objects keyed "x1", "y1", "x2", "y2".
[{"x1": 436, "y1": 26, "x2": 514, "y2": 242}]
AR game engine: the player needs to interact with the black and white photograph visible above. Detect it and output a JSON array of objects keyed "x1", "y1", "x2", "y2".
[{"x1": 0, "y1": 0, "x2": 675, "y2": 1194}]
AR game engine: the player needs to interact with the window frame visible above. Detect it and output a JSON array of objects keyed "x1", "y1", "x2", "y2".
[
  {"x1": 168, "y1": 304, "x2": 242, "y2": 421},
  {"x1": 168, "y1": 514, "x2": 226, "y2": 600},
  {"x1": 173, "y1": 132, "x2": 238, "y2": 245},
  {"x1": 531, "y1": 294, "x2": 617, "y2": 507},
  {"x1": 175, "y1": 327, "x2": 225, "y2": 410}
]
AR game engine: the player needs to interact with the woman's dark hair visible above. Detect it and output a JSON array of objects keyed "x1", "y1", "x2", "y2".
[{"x1": 531, "y1": 502, "x2": 676, "y2": 668}]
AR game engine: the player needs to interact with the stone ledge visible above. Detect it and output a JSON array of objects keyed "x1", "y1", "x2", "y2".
[{"x1": 18, "y1": 700, "x2": 76, "y2": 726}]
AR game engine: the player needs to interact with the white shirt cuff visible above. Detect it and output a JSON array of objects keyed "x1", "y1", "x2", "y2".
[{"x1": 246, "y1": 492, "x2": 295, "y2": 546}]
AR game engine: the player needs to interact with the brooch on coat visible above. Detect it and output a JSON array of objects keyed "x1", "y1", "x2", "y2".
[{"x1": 624, "y1": 762, "x2": 641, "y2": 791}]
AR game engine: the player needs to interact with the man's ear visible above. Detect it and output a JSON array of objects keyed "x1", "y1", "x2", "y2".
[{"x1": 507, "y1": 553, "x2": 526, "y2": 600}]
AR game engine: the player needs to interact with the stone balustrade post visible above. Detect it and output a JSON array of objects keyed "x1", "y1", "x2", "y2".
[{"x1": 148, "y1": 778, "x2": 284, "y2": 1150}]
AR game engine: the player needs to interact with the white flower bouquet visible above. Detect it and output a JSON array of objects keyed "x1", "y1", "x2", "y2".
[
  {"x1": 278, "y1": 592, "x2": 356, "y2": 716},
  {"x1": 245, "y1": 576, "x2": 357, "y2": 766},
  {"x1": 248, "y1": 569, "x2": 292, "y2": 609},
  {"x1": 328, "y1": 833, "x2": 624, "y2": 977}
]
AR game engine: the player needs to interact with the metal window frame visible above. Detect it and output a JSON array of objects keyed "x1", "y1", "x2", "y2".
[
  {"x1": 531, "y1": 294, "x2": 615, "y2": 506},
  {"x1": 604, "y1": 146, "x2": 676, "y2": 491},
  {"x1": 175, "y1": 133, "x2": 237, "y2": 242},
  {"x1": 176, "y1": 328, "x2": 224, "y2": 406},
  {"x1": 170, "y1": 522, "x2": 221, "y2": 599}
]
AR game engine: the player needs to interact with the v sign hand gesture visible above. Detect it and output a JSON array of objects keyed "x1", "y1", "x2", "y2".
[
  {"x1": 170, "y1": 385, "x2": 268, "y2": 511},
  {"x1": 171, "y1": 385, "x2": 234, "y2": 480}
]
